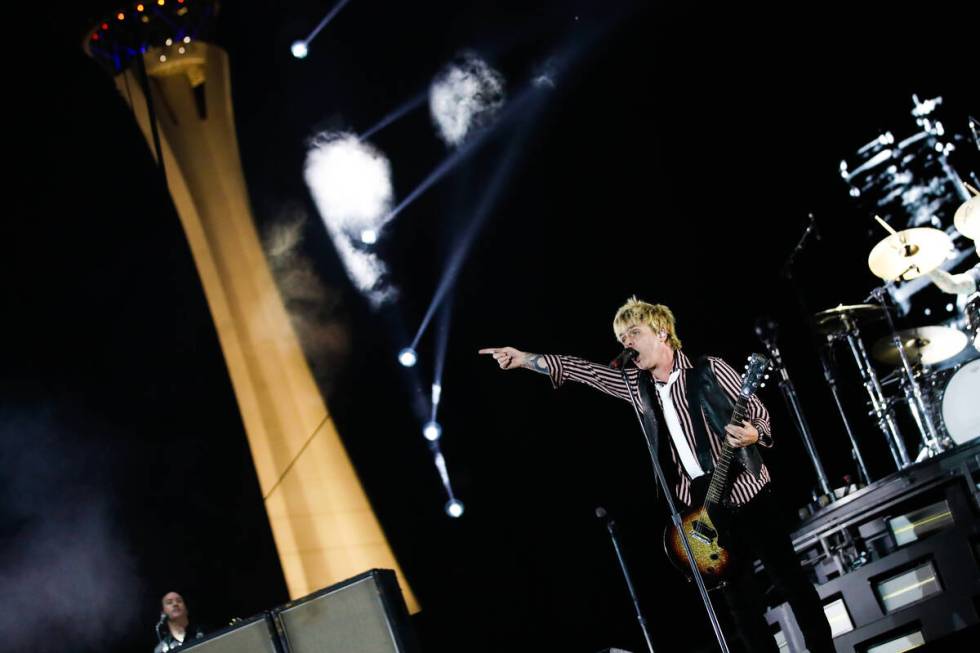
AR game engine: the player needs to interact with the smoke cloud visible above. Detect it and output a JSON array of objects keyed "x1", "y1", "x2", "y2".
[
  {"x1": 263, "y1": 209, "x2": 351, "y2": 389},
  {"x1": 303, "y1": 131, "x2": 397, "y2": 306},
  {"x1": 429, "y1": 52, "x2": 506, "y2": 147},
  {"x1": 0, "y1": 412, "x2": 142, "y2": 653}
]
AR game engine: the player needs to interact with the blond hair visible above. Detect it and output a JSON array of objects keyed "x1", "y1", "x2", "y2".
[{"x1": 612, "y1": 296, "x2": 682, "y2": 350}]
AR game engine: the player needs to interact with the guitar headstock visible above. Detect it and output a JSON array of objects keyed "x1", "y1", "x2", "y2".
[{"x1": 741, "y1": 353, "x2": 771, "y2": 396}]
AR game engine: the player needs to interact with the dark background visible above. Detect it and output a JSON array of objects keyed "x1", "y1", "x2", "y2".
[{"x1": 4, "y1": 1, "x2": 977, "y2": 652}]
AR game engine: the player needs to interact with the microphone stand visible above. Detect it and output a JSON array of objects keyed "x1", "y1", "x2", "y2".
[
  {"x1": 756, "y1": 320, "x2": 833, "y2": 500},
  {"x1": 780, "y1": 213, "x2": 873, "y2": 486},
  {"x1": 597, "y1": 506, "x2": 656, "y2": 653},
  {"x1": 155, "y1": 615, "x2": 168, "y2": 651},
  {"x1": 619, "y1": 366, "x2": 730, "y2": 653},
  {"x1": 779, "y1": 213, "x2": 819, "y2": 279}
]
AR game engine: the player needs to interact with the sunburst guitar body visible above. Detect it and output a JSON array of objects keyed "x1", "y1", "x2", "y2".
[{"x1": 663, "y1": 504, "x2": 731, "y2": 588}]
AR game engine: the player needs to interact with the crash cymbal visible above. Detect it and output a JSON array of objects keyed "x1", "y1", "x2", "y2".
[
  {"x1": 814, "y1": 304, "x2": 888, "y2": 333},
  {"x1": 868, "y1": 227, "x2": 953, "y2": 281},
  {"x1": 954, "y1": 194, "x2": 980, "y2": 241},
  {"x1": 871, "y1": 326, "x2": 968, "y2": 366}
]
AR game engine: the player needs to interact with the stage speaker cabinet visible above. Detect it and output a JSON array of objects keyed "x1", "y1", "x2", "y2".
[
  {"x1": 180, "y1": 614, "x2": 281, "y2": 653},
  {"x1": 273, "y1": 569, "x2": 419, "y2": 653}
]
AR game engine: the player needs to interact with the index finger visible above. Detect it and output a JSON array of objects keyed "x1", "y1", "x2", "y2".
[{"x1": 478, "y1": 348, "x2": 500, "y2": 355}]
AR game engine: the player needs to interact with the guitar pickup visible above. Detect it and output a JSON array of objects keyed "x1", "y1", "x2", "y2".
[
  {"x1": 691, "y1": 531, "x2": 712, "y2": 544},
  {"x1": 691, "y1": 520, "x2": 718, "y2": 543}
]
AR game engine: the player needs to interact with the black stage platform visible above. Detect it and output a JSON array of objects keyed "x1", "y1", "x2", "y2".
[{"x1": 764, "y1": 440, "x2": 980, "y2": 652}]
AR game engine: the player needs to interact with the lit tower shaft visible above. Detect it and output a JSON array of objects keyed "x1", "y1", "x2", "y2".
[{"x1": 84, "y1": 5, "x2": 416, "y2": 610}]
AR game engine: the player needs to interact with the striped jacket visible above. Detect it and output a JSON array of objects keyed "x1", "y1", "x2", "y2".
[{"x1": 541, "y1": 349, "x2": 772, "y2": 506}]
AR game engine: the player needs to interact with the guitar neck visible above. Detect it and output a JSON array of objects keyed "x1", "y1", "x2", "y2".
[{"x1": 704, "y1": 397, "x2": 750, "y2": 507}]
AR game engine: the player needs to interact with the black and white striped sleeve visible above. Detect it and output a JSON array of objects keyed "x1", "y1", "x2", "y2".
[
  {"x1": 542, "y1": 354, "x2": 638, "y2": 403},
  {"x1": 709, "y1": 357, "x2": 773, "y2": 447}
]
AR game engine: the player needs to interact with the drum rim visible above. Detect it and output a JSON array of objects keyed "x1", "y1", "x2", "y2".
[{"x1": 941, "y1": 358, "x2": 980, "y2": 444}]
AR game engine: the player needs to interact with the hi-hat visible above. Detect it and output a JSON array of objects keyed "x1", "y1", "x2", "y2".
[
  {"x1": 871, "y1": 326, "x2": 968, "y2": 366},
  {"x1": 868, "y1": 227, "x2": 953, "y2": 281}
]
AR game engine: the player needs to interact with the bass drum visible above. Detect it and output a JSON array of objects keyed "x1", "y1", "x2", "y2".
[{"x1": 941, "y1": 358, "x2": 980, "y2": 444}]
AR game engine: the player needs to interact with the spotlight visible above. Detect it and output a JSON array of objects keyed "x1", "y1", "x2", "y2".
[
  {"x1": 445, "y1": 498, "x2": 465, "y2": 518},
  {"x1": 291, "y1": 40, "x2": 309, "y2": 59},
  {"x1": 398, "y1": 348, "x2": 417, "y2": 367},
  {"x1": 423, "y1": 421, "x2": 442, "y2": 441},
  {"x1": 360, "y1": 229, "x2": 378, "y2": 244},
  {"x1": 431, "y1": 383, "x2": 442, "y2": 406}
]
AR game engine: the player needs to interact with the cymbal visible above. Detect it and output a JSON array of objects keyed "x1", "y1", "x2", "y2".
[
  {"x1": 871, "y1": 326, "x2": 968, "y2": 366},
  {"x1": 954, "y1": 194, "x2": 979, "y2": 241},
  {"x1": 814, "y1": 304, "x2": 888, "y2": 333},
  {"x1": 868, "y1": 227, "x2": 953, "y2": 281}
]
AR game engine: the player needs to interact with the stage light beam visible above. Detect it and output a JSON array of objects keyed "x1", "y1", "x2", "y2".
[
  {"x1": 398, "y1": 348, "x2": 417, "y2": 367},
  {"x1": 445, "y1": 498, "x2": 465, "y2": 518},
  {"x1": 359, "y1": 92, "x2": 427, "y2": 141},
  {"x1": 291, "y1": 0, "x2": 353, "y2": 58},
  {"x1": 291, "y1": 40, "x2": 309, "y2": 59},
  {"x1": 423, "y1": 421, "x2": 442, "y2": 442}
]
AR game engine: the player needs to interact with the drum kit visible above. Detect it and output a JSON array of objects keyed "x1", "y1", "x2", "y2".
[
  {"x1": 778, "y1": 95, "x2": 980, "y2": 487},
  {"x1": 814, "y1": 195, "x2": 980, "y2": 478}
]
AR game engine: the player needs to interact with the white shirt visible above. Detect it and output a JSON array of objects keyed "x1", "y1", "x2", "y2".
[{"x1": 656, "y1": 369, "x2": 705, "y2": 479}]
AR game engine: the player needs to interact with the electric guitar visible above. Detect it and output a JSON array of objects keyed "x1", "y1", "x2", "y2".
[{"x1": 662, "y1": 353, "x2": 770, "y2": 587}]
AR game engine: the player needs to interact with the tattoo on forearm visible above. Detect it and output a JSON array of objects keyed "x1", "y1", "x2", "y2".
[{"x1": 522, "y1": 354, "x2": 550, "y2": 375}]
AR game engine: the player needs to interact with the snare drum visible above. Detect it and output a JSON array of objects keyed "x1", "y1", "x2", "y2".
[{"x1": 940, "y1": 358, "x2": 980, "y2": 444}]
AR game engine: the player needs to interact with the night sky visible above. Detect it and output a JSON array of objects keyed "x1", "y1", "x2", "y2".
[{"x1": 6, "y1": 2, "x2": 978, "y2": 652}]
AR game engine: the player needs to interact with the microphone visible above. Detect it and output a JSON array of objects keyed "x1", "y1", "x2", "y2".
[{"x1": 610, "y1": 347, "x2": 638, "y2": 369}]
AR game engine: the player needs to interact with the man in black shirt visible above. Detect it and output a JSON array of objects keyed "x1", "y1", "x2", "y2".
[{"x1": 154, "y1": 591, "x2": 205, "y2": 652}]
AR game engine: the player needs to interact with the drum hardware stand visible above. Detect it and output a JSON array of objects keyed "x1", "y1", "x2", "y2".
[
  {"x1": 619, "y1": 363, "x2": 731, "y2": 653},
  {"x1": 596, "y1": 506, "x2": 656, "y2": 653},
  {"x1": 817, "y1": 345, "x2": 872, "y2": 485},
  {"x1": 755, "y1": 319, "x2": 834, "y2": 499},
  {"x1": 867, "y1": 284, "x2": 949, "y2": 459},
  {"x1": 835, "y1": 314, "x2": 911, "y2": 470}
]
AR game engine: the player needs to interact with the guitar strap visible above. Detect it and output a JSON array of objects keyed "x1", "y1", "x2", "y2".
[{"x1": 635, "y1": 371, "x2": 679, "y2": 501}]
